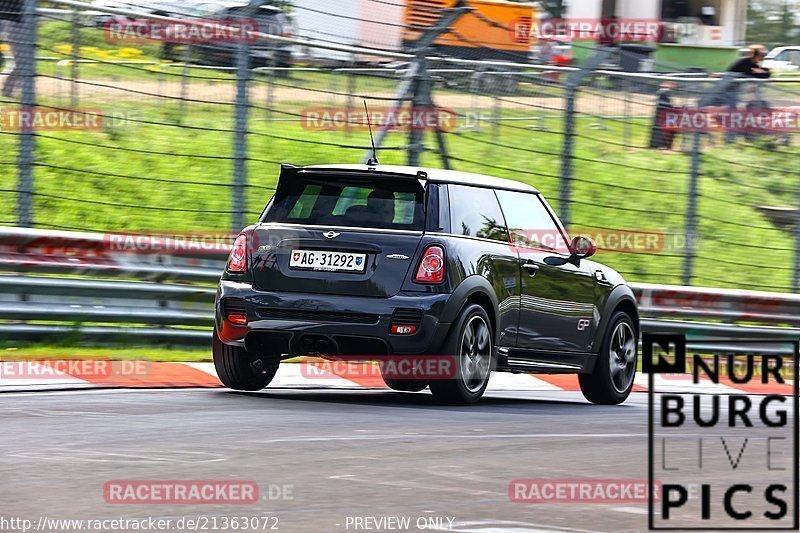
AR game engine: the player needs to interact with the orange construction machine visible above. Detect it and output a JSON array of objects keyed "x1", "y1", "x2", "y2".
[{"x1": 402, "y1": 0, "x2": 536, "y2": 61}]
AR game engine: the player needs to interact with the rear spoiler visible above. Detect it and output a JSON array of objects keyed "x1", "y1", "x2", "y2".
[{"x1": 276, "y1": 163, "x2": 428, "y2": 190}]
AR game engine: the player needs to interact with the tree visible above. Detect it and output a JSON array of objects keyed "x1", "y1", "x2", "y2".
[{"x1": 747, "y1": 0, "x2": 800, "y2": 45}]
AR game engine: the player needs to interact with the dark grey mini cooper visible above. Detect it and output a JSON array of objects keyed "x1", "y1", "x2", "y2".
[{"x1": 214, "y1": 163, "x2": 638, "y2": 405}]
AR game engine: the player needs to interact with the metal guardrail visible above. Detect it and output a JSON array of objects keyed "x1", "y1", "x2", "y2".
[{"x1": 1, "y1": 227, "x2": 799, "y2": 348}]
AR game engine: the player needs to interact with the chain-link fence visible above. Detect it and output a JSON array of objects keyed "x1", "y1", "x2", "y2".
[{"x1": 1, "y1": 0, "x2": 799, "y2": 292}]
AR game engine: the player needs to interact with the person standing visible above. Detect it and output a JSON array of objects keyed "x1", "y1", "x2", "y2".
[
  {"x1": 1, "y1": 0, "x2": 23, "y2": 98},
  {"x1": 723, "y1": 44, "x2": 771, "y2": 142},
  {"x1": 649, "y1": 81, "x2": 678, "y2": 149}
]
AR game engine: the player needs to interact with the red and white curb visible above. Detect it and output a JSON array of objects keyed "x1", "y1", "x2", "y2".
[{"x1": 0, "y1": 360, "x2": 793, "y2": 395}]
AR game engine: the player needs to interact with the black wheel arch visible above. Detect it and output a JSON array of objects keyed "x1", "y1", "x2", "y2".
[
  {"x1": 439, "y1": 275, "x2": 500, "y2": 343},
  {"x1": 592, "y1": 284, "x2": 639, "y2": 353}
]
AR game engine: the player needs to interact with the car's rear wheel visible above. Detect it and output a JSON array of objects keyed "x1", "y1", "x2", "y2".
[
  {"x1": 213, "y1": 330, "x2": 279, "y2": 391},
  {"x1": 578, "y1": 311, "x2": 637, "y2": 405},
  {"x1": 429, "y1": 304, "x2": 493, "y2": 405}
]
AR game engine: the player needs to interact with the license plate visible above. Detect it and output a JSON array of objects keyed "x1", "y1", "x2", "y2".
[{"x1": 289, "y1": 249, "x2": 366, "y2": 272}]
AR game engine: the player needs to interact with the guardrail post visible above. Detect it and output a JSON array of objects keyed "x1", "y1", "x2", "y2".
[
  {"x1": 232, "y1": 0, "x2": 266, "y2": 232},
  {"x1": 559, "y1": 47, "x2": 612, "y2": 227},
  {"x1": 16, "y1": 0, "x2": 38, "y2": 228}
]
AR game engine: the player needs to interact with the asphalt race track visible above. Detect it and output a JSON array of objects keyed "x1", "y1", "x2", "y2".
[
  {"x1": 2, "y1": 386, "x2": 795, "y2": 532},
  {"x1": 1, "y1": 387, "x2": 656, "y2": 533}
]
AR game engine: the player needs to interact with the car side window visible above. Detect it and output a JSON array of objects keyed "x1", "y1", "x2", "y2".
[
  {"x1": 495, "y1": 190, "x2": 570, "y2": 254},
  {"x1": 448, "y1": 185, "x2": 509, "y2": 242}
]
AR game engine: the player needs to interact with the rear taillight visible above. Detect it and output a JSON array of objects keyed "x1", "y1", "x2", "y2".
[
  {"x1": 227, "y1": 233, "x2": 248, "y2": 272},
  {"x1": 414, "y1": 245, "x2": 445, "y2": 283},
  {"x1": 224, "y1": 298, "x2": 248, "y2": 325}
]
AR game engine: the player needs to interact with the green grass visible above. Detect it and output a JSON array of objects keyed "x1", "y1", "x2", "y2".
[{"x1": 1, "y1": 87, "x2": 796, "y2": 292}]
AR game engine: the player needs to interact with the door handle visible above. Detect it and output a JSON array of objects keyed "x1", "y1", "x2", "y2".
[{"x1": 522, "y1": 262, "x2": 540, "y2": 276}]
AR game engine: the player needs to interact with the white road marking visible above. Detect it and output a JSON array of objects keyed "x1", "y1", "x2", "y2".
[{"x1": 611, "y1": 506, "x2": 649, "y2": 515}]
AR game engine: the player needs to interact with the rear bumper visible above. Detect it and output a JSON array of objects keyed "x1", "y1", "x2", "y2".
[{"x1": 215, "y1": 280, "x2": 453, "y2": 356}]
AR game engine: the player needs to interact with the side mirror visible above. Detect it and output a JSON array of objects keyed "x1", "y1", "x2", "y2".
[
  {"x1": 570, "y1": 235, "x2": 596, "y2": 259},
  {"x1": 543, "y1": 236, "x2": 596, "y2": 267}
]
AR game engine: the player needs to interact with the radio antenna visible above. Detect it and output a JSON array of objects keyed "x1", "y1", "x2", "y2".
[{"x1": 364, "y1": 100, "x2": 379, "y2": 167}]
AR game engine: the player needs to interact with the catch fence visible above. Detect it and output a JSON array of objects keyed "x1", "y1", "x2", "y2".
[{"x1": 0, "y1": 0, "x2": 798, "y2": 292}]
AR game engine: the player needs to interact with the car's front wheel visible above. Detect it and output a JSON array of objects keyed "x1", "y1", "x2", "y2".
[
  {"x1": 213, "y1": 330, "x2": 279, "y2": 391},
  {"x1": 429, "y1": 304, "x2": 493, "y2": 405},
  {"x1": 579, "y1": 311, "x2": 637, "y2": 404}
]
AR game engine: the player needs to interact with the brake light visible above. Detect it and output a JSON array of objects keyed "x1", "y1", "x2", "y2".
[
  {"x1": 227, "y1": 314, "x2": 248, "y2": 325},
  {"x1": 414, "y1": 245, "x2": 445, "y2": 283},
  {"x1": 227, "y1": 233, "x2": 248, "y2": 272}
]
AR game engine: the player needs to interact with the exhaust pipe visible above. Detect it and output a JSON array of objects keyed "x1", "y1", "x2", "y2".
[{"x1": 295, "y1": 335, "x2": 338, "y2": 355}]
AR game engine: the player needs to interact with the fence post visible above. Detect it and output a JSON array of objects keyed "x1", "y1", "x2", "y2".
[
  {"x1": 232, "y1": 0, "x2": 266, "y2": 232},
  {"x1": 69, "y1": 7, "x2": 80, "y2": 108},
  {"x1": 344, "y1": 69, "x2": 354, "y2": 138},
  {"x1": 559, "y1": 48, "x2": 612, "y2": 228},
  {"x1": 682, "y1": 132, "x2": 701, "y2": 285},
  {"x1": 681, "y1": 75, "x2": 736, "y2": 285},
  {"x1": 793, "y1": 177, "x2": 800, "y2": 292},
  {"x1": 178, "y1": 45, "x2": 191, "y2": 126},
  {"x1": 559, "y1": 83, "x2": 577, "y2": 228},
  {"x1": 407, "y1": 58, "x2": 428, "y2": 166},
  {"x1": 16, "y1": 0, "x2": 38, "y2": 227}
]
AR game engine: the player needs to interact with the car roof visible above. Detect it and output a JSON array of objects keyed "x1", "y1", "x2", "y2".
[
  {"x1": 767, "y1": 46, "x2": 800, "y2": 56},
  {"x1": 300, "y1": 164, "x2": 539, "y2": 194}
]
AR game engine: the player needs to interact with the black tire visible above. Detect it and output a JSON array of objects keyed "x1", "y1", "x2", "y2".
[
  {"x1": 428, "y1": 304, "x2": 493, "y2": 405},
  {"x1": 381, "y1": 376, "x2": 428, "y2": 392},
  {"x1": 579, "y1": 311, "x2": 637, "y2": 405},
  {"x1": 213, "y1": 330, "x2": 279, "y2": 391}
]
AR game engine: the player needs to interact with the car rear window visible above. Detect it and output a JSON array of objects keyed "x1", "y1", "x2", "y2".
[{"x1": 263, "y1": 175, "x2": 425, "y2": 230}]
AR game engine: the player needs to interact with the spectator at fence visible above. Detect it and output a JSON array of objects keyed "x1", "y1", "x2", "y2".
[
  {"x1": 722, "y1": 44, "x2": 771, "y2": 143},
  {"x1": 728, "y1": 45, "x2": 771, "y2": 79},
  {"x1": 649, "y1": 81, "x2": 677, "y2": 150},
  {"x1": 0, "y1": 0, "x2": 22, "y2": 98}
]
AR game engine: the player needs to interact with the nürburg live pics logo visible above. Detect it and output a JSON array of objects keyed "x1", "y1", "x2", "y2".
[{"x1": 645, "y1": 333, "x2": 799, "y2": 530}]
